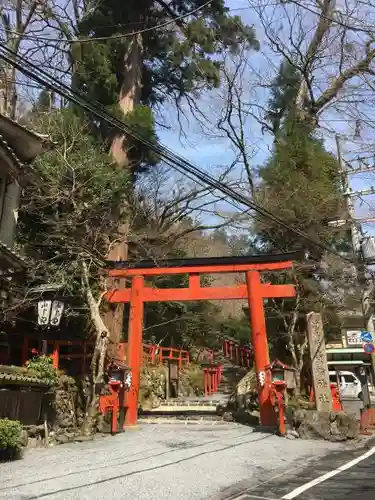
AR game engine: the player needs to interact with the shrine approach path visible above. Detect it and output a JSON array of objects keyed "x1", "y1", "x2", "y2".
[{"x1": 0, "y1": 423, "x2": 348, "y2": 500}]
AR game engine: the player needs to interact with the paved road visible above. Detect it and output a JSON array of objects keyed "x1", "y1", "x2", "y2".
[
  {"x1": 220, "y1": 441, "x2": 375, "y2": 500},
  {"x1": 0, "y1": 424, "x2": 343, "y2": 500}
]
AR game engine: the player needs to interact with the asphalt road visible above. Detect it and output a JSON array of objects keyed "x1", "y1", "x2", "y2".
[
  {"x1": 0, "y1": 423, "x2": 343, "y2": 500},
  {"x1": 223, "y1": 441, "x2": 375, "y2": 500}
]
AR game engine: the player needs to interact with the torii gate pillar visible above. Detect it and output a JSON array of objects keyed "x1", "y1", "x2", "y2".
[{"x1": 246, "y1": 271, "x2": 275, "y2": 426}]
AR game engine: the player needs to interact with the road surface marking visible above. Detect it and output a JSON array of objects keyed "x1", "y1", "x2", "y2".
[
  {"x1": 282, "y1": 446, "x2": 375, "y2": 499},
  {"x1": 235, "y1": 495, "x2": 280, "y2": 500}
]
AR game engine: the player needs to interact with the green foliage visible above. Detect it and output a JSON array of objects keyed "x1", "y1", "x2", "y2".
[
  {"x1": 122, "y1": 104, "x2": 159, "y2": 171},
  {"x1": 0, "y1": 419, "x2": 23, "y2": 451},
  {"x1": 179, "y1": 363, "x2": 204, "y2": 396},
  {"x1": 25, "y1": 356, "x2": 59, "y2": 384},
  {"x1": 70, "y1": 0, "x2": 259, "y2": 174},
  {"x1": 266, "y1": 60, "x2": 301, "y2": 135},
  {"x1": 255, "y1": 122, "x2": 343, "y2": 256},
  {"x1": 138, "y1": 251, "x2": 221, "y2": 349},
  {"x1": 218, "y1": 314, "x2": 251, "y2": 345},
  {"x1": 74, "y1": 0, "x2": 259, "y2": 108},
  {"x1": 18, "y1": 108, "x2": 130, "y2": 295}
]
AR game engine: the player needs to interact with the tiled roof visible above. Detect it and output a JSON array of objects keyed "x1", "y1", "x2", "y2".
[
  {"x1": 0, "y1": 240, "x2": 28, "y2": 271},
  {"x1": 0, "y1": 371, "x2": 49, "y2": 387},
  {"x1": 0, "y1": 112, "x2": 54, "y2": 182}
]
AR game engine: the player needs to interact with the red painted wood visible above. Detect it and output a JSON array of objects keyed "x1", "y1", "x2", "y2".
[
  {"x1": 125, "y1": 275, "x2": 144, "y2": 427},
  {"x1": 106, "y1": 283, "x2": 295, "y2": 303},
  {"x1": 51, "y1": 343, "x2": 59, "y2": 369},
  {"x1": 109, "y1": 260, "x2": 293, "y2": 277},
  {"x1": 246, "y1": 271, "x2": 277, "y2": 427}
]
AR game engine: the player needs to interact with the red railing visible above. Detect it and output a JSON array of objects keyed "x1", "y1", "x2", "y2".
[
  {"x1": 203, "y1": 364, "x2": 223, "y2": 396},
  {"x1": 137, "y1": 344, "x2": 190, "y2": 368},
  {"x1": 24, "y1": 338, "x2": 190, "y2": 371},
  {"x1": 198, "y1": 348, "x2": 215, "y2": 364},
  {"x1": 222, "y1": 337, "x2": 252, "y2": 368}
]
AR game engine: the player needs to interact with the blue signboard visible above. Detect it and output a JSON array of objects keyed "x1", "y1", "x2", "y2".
[
  {"x1": 360, "y1": 331, "x2": 373, "y2": 343},
  {"x1": 364, "y1": 343, "x2": 375, "y2": 354}
]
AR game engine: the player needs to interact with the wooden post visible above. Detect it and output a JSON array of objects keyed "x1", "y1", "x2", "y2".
[
  {"x1": 246, "y1": 271, "x2": 276, "y2": 426},
  {"x1": 21, "y1": 336, "x2": 29, "y2": 366},
  {"x1": 124, "y1": 275, "x2": 144, "y2": 426},
  {"x1": 51, "y1": 342, "x2": 59, "y2": 369},
  {"x1": 307, "y1": 312, "x2": 332, "y2": 412}
]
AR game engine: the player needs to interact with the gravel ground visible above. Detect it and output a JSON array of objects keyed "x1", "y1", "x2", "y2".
[{"x1": 0, "y1": 424, "x2": 346, "y2": 500}]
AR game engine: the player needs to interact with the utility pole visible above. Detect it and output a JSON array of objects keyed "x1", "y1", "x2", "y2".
[{"x1": 335, "y1": 135, "x2": 375, "y2": 404}]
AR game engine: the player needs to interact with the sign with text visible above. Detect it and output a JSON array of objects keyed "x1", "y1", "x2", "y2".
[{"x1": 346, "y1": 330, "x2": 362, "y2": 346}]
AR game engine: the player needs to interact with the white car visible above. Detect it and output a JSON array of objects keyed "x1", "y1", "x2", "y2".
[{"x1": 329, "y1": 370, "x2": 363, "y2": 399}]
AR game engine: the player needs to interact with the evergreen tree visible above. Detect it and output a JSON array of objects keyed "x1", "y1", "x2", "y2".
[
  {"x1": 250, "y1": 60, "x2": 352, "y2": 391},
  {"x1": 265, "y1": 59, "x2": 301, "y2": 136},
  {"x1": 71, "y1": 0, "x2": 259, "y2": 168},
  {"x1": 255, "y1": 119, "x2": 343, "y2": 257}
]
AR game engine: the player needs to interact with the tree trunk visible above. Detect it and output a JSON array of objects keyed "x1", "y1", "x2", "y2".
[
  {"x1": 109, "y1": 33, "x2": 143, "y2": 166},
  {"x1": 81, "y1": 262, "x2": 110, "y2": 435},
  {"x1": 105, "y1": 33, "x2": 143, "y2": 354},
  {"x1": 0, "y1": 63, "x2": 17, "y2": 119}
]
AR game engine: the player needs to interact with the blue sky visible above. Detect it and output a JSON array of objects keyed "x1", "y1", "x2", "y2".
[{"x1": 157, "y1": 0, "x2": 375, "y2": 238}]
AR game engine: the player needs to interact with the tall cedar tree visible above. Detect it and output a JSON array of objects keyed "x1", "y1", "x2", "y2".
[
  {"x1": 71, "y1": 0, "x2": 259, "y2": 351},
  {"x1": 72, "y1": 0, "x2": 259, "y2": 168},
  {"x1": 252, "y1": 60, "x2": 348, "y2": 390}
]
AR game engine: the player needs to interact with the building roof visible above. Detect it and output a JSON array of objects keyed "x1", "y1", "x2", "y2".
[
  {"x1": 0, "y1": 240, "x2": 28, "y2": 272},
  {"x1": 0, "y1": 112, "x2": 53, "y2": 182}
]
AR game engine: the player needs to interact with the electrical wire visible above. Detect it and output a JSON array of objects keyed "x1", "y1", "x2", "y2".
[
  {"x1": 0, "y1": 0, "x2": 213, "y2": 44},
  {"x1": 0, "y1": 43, "x2": 352, "y2": 262}
]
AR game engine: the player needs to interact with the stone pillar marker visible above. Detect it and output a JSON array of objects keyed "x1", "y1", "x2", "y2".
[{"x1": 307, "y1": 312, "x2": 332, "y2": 412}]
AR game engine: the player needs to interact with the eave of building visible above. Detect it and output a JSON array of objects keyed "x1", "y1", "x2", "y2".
[
  {"x1": 0, "y1": 112, "x2": 54, "y2": 184},
  {"x1": 0, "y1": 240, "x2": 28, "y2": 272}
]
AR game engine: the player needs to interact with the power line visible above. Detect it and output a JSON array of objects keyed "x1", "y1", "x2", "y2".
[
  {"x1": 0, "y1": 43, "x2": 352, "y2": 262},
  {"x1": 0, "y1": 0, "x2": 213, "y2": 44}
]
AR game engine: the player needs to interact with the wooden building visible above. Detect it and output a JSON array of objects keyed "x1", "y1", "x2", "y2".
[{"x1": 0, "y1": 113, "x2": 51, "y2": 364}]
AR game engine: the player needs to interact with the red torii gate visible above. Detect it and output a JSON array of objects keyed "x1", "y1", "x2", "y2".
[{"x1": 106, "y1": 252, "x2": 299, "y2": 427}]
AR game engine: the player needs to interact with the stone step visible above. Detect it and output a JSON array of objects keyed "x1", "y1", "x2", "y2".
[
  {"x1": 158, "y1": 399, "x2": 224, "y2": 407},
  {"x1": 138, "y1": 414, "x2": 228, "y2": 424}
]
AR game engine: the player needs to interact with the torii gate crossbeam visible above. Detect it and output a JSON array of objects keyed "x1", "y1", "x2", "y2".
[{"x1": 106, "y1": 252, "x2": 299, "y2": 427}]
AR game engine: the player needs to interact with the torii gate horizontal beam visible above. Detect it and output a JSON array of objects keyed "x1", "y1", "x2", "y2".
[
  {"x1": 106, "y1": 283, "x2": 295, "y2": 303},
  {"x1": 107, "y1": 252, "x2": 300, "y2": 277}
]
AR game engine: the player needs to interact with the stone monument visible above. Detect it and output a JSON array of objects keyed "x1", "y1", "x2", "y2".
[{"x1": 307, "y1": 312, "x2": 332, "y2": 412}]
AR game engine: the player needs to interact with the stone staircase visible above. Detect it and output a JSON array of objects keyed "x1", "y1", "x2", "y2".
[{"x1": 138, "y1": 358, "x2": 248, "y2": 423}]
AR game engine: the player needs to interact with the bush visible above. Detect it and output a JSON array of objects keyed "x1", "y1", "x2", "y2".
[
  {"x1": 0, "y1": 419, "x2": 23, "y2": 461},
  {"x1": 25, "y1": 355, "x2": 59, "y2": 384},
  {"x1": 179, "y1": 363, "x2": 204, "y2": 396}
]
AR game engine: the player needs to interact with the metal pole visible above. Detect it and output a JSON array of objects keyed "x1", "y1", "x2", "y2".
[{"x1": 336, "y1": 135, "x2": 374, "y2": 405}]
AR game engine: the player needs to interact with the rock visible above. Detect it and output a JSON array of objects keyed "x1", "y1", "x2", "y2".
[
  {"x1": 233, "y1": 409, "x2": 259, "y2": 426},
  {"x1": 20, "y1": 429, "x2": 28, "y2": 447},
  {"x1": 74, "y1": 435, "x2": 94, "y2": 442},
  {"x1": 286, "y1": 433, "x2": 296, "y2": 439},
  {"x1": 335, "y1": 411, "x2": 358, "y2": 440},
  {"x1": 25, "y1": 424, "x2": 44, "y2": 438},
  {"x1": 216, "y1": 404, "x2": 225, "y2": 417},
  {"x1": 287, "y1": 429, "x2": 300, "y2": 439},
  {"x1": 292, "y1": 410, "x2": 359, "y2": 442},
  {"x1": 55, "y1": 433, "x2": 70, "y2": 444},
  {"x1": 330, "y1": 421, "x2": 340, "y2": 436},
  {"x1": 27, "y1": 437, "x2": 41, "y2": 448},
  {"x1": 223, "y1": 412, "x2": 234, "y2": 422}
]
